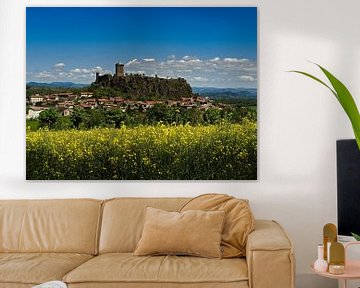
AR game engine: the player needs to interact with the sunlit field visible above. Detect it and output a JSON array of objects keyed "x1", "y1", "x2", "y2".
[{"x1": 26, "y1": 121, "x2": 257, "y2": 180}]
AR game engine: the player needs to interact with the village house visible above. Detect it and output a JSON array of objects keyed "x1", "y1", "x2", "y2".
[
  {"x1": 44, "y1": 95, "x2": 58, "y2": 103},
  {"x1": 56, "y1": 93, "x2": 76, "y2": 101},
  {"x1": 114, "y1": 97, "x2": 125, "y2": 104},
  {"x1": 80, "y1": 92, "x2": 93, "y2": 98},
  {"x1": 62, "y1": 109, "x2": 72, "y2": 117},
  {"x1": 199, "y1": 103, "x2": 213, "y2": 111},
  {"x1": 27, "y1": 87, "x2": 222, "y2": 117},
  {"x1": 29, "y1": 95, "x2": 44, "y2": 105},
  {"x1": 97, "y1": 98, "x2": 114, "y2": 105},
  {"x1": 141, "y1": 100, "x2": 159, "y2": 110},
  {"x1": 26, "y1": 106, "x2": 48, "y2": 119},
  {"x1": 79, "y1": 103, "x2": 93, "y2": 109},
  {"x1": 166, "y1": 100, "x2": 178, "y2": 107},
  {"x1": 57, "y1": 101, "x2": 75, "y2": 109},
  {"x1": 195, "y1": 96, "x2": 208, "y2": 104}
]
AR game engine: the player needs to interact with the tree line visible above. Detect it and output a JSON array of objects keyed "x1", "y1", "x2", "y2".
[{"x1": 27, "y1": 103, "x2": 256, "y2": 131}]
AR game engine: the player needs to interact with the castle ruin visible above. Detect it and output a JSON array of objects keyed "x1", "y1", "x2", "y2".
[
  {"x1": 95, "y1": 63, "x2": 124, "y2": 83},
  {"x1": 115, "y1": 63, "x2": 124, "y2": 77},
  {"x1": 92, "y1": 62, "x2": 193, "y2": 100}
]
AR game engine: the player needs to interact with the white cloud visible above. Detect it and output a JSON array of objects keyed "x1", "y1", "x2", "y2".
[
  {"x1": 126, "y1": 59, "x2": 139, "y2": 66},
  {"x1": 210, "y1": 57, "x2": 221, "y2": 62},
  {"x1": 223, "y1": 57, "x2": 248, "y2": 63},
  {"x1": 182, "y1": 56, "x2": 201, "y2": 63},
  {"x1": 239, "y1": 75, "x2": 256, "y2": 81},
  {"x1": 37, "y1": 71, "x2": 55, "y2": 79},
  {"x1": 28, "y1": 56, "x2": 257, "y2": 87},
  {"x1": 121, "y1": 56, "x2": 257, "y2": 87},
  {"x1": 54, "y1": 63, "x2": 65, "y2": 68},
  {"x1": 70, "y1": 68, "x2": 81, "y2": 73},
  {"x1": 28, "y1": 65, "x2": 111, "y2": 84},
  {"x1": 193, "y1": 76, "x2": 208, "y2": 82},
  {"x1": 70, "y1": 68, "x2": 92, "y2": 73}
]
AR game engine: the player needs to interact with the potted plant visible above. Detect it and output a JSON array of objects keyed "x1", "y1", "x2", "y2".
[{"x1": 291, "y1": 63, "x2": 360, "y2": 240}]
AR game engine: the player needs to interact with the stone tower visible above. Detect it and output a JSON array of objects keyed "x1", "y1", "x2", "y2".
[{"x1": 115, "y1": 63, "x2": 125, "y2": 77}]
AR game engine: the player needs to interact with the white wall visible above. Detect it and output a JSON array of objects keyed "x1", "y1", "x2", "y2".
[{"x1": 1, "y1": 0, "x2": 359, "y2": 287}]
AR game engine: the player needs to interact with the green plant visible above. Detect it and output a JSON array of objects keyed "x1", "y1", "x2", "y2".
[
  {"x1": 290, "y1": 63, "x2": 360, "y2": 150},
  {"x1": 291, "y1": 63, "x2": 360, "y2": 240},
  {"x1": 352, "y1": 232, "x2": 360, "y2": 241}
]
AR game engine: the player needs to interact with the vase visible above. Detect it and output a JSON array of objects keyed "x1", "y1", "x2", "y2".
[{"x1": 314, "y1": 244, "x2": 328, "y2": 272}]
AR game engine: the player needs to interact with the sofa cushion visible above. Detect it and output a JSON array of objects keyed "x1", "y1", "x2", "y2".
[
  {"x1": 63, "y1": 253, "x2": 248, "y2": 285},
  {"x1": 99, "y1": 198, "x2": 190, "y2": 253},
  {"x1": 134, "y1": 207, "x2": 225, "y2": 258},
  {"x1": 181, "y1": 194, "x2": 254, "y2": 258},
  {"x1": 0, "y1": 253, "x2": 93, "y2": 285},
  {"x1": 0, "y1": 199, "x2": 102, "y2": 254}
]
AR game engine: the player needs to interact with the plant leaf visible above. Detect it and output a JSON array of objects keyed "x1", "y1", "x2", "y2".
[
  {"x1": 289, "y1": 70, "x2": 337, "y2": 99},
  {"x1": 351, "y1": 232, "x2": 360, "y2": 241},
  {"x1": 290, "y1": 65, "x2": 360, "y2": 150},
  {"x1": 316, "y1": 64, "x2": 360, "y2": 150}
]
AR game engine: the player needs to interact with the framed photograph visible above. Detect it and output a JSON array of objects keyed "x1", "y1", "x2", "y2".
[{"x1": 26, "y1": 7, "x2": 257, "y2": 180}]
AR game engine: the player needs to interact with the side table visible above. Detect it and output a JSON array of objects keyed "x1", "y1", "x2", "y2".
[{"x1": 311, "y1": 242, "x2": 360, "y2": 288}]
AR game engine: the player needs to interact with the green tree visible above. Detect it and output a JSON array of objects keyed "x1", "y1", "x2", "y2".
[
  {"x1": 204, "y1": 108, "x2": 222, "y2": 124},
  {"x1": 106, "y1": 109, "x2": 126, "y2": 128},
  {"x1": 70, "y1": 108, "x2": 85, "y2": 129},
  {"x1": 38, "y1": 108, "x2": 60, "y2": 129},
  {"x1": 146, "y1": 103, "x2": 176, "y2": 124},
  {"x1": 182, "y1": 108, "x2": 203, "y2": 125},
  {"x1": 54, "y1": 116, "x2": 72, "y2": 130},
  {"x1": 26, "y1": 119, "x2": 40, "y2": 131},
  {"x1": 83, "y1": 108, "x2": 106, "y2": 129}
]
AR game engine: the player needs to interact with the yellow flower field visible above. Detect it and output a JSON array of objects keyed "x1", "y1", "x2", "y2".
[{"x1": 26, "y1": 121, "x2": 257, "y2": 180}]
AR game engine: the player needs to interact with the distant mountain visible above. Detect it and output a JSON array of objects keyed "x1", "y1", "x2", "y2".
[
  {"x1": 27, "y1": 82, "x2": 89, "y2": 88},
  {"x1": 192, "y1": 87, "x2": 257, "y2": 98}
]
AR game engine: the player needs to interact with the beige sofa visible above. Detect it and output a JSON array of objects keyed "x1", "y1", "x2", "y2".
[{"x1": 0, "y1": 198, "x2": 295, "y2": 288}]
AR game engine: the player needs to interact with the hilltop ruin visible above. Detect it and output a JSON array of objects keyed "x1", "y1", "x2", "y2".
[{"x1": 92, "y1": 63, "x2": 193, "y2": 100}]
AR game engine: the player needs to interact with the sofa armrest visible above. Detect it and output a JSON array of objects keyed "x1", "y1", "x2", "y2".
[{"x1": 246, "y1": 220, "x2": 295, "y2": 288}]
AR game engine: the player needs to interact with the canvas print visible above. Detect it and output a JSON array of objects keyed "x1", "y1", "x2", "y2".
[{"x1": 26, "y1": 7, "x2": 257, "y2": 180}]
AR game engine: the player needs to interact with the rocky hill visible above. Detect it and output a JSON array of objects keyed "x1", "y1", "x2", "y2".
[{"x1": 92, "y1": 73, "x2": 193, "y2": 100}]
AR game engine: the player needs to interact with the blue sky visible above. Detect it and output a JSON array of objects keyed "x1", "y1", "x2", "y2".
[{"x1": 27, "y1": 7, "x2": 257, "y2": 88}]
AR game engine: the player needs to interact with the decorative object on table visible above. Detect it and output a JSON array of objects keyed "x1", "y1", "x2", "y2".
[
  {"x1": 329, "y1": 242, "x2": 345, "y2": 275},
  {"x1": 318, "y1": 223, "x2": 345, "y2": 275},
  {"x1": 314, "y1": 244, "x2": 328, "y2": 272},
  {"x1": 323, "y1": 223, "x2": 337, "y2": 262},
  {"x1": 312, "y1": 239, "x2": 360, "y2": 288},
  {"x1": 32, "y1": 281, "x2": 67, "y2": 288}
]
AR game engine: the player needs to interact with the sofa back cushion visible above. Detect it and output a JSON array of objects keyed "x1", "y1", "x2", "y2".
[
  {"x1": 0, "y1": 199, "x2": 102, "y2": 254},
  {"x1": 99, "y1": 198, "x2": 189, "y2": 253}
]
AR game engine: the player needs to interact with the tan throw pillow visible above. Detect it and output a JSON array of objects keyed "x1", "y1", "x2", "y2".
[
  {"x1": 134, "y1": 207, "x2": 225, "y2": 258},
  {"x1": 181, "y1": 193, "x2": 254, "y2": 258}
]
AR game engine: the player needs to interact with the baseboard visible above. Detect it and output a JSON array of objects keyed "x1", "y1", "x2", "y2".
[{"x1": 296, "y1": 273, "x2": 337, "y2": 288}]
